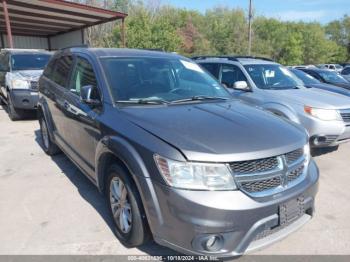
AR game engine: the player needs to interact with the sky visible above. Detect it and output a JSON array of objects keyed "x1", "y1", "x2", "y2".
[{"x1": 163, "y1": 0, "x2": 349, "y2": 23}]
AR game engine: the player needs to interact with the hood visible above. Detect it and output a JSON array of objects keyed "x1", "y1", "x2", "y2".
[
  {"x1": 121, "y1": 101, "x2": 307, "y2": 162},
  {"x1": 10, "y1": 70, "x2": 43, "y2": 81},
  {"x1": 265, "y1": 87, "x2": 350, "y2": 109},
  {"x1": 306, "y1": 83, "x2": 350, "y2": 97}
]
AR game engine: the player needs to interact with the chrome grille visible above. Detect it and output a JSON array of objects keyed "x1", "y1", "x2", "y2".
[
  {"x1": 241, "y1": 177, "x2": 281, "y2": 193},
  {"x1": 285, "y1": 148, "x2": 303, "y2": 164},
  {"x1": 231, "y1": 148, "x2": 306, "y2": 197},
  {"x1": 340, "y1": 111, "x2": 350, "y2": 122},
  {"x1": 288, "y1": 165, "x2": 305, "y2": 182},
  {"x1": 30, "y1": 81, "x2": 39, "y2": 90},
  {"x1": 230, "y1": 157, "x2": 278, "y2": 174}
]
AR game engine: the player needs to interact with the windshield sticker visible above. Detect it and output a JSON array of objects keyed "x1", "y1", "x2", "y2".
[
  {"x1": 180, "y1": 60, "x2": 204, "y2": 73},
  {"x1": 265, "y1": 70, "x2": 275, "y2": 78}
]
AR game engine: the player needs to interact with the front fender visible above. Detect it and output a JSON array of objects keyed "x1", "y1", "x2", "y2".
[
  {"x1": 95, "y1": 136, "x2": 151, "y2": 192},
  {"x1": 95, "y1": 136, "x2": 165, "y2": 233},
  {"x1": 37, "y1": 97, "x2": 56, "y2": 141}
]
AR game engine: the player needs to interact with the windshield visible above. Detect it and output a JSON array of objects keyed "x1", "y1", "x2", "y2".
[
  {"x1": 244, "y1": 64, "x2": 302, "y2": 90},
  {"x1": 101, "y1": 57, "x2": 231, "y2": 104},
  {"x1": 318, "y1": 70, "x2": 348, "y2": 84},
  {"x1": 291, "y1": 69, "x2": 320, "y2": 85},
  {"x1": 11, "y1": 54, "x2": 51, "y2": 71}
]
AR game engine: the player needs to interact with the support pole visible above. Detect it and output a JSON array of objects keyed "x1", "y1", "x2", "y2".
[
  {"x1": 121, "y1": 18, "x2": 126, "y2": 48},
  {"x1": 248, "y1": 0, "x2": 252, "y2": 55},
  {"x1": 3, "y1": 0, "x2": 13, "y2": 48}
]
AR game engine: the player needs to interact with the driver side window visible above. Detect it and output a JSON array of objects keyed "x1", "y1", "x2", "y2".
[
  {"x1": 220, "y1": 64, "x2": 247, "y2": 88},
  {"x1": 69, "y1": 57, "x2": 99, "y2": 99}
]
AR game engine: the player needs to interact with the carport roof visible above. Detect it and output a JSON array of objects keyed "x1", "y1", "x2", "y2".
[{"x1": 0, "y1": 0, "x2": 127, "y2": 37}]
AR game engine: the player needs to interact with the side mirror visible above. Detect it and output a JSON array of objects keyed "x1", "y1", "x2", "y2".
[
  {"x1": 80, "y1": 85, "x2": 101, "y2": 106},
  {"x1": 233, "y1": 81, "x2": 250, "y2": 91}
]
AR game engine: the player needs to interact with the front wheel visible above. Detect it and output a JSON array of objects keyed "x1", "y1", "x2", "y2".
[
  {"x1": 8, "y1": 95, "x2": 24, "y2": 121},
  {"x1": 39, "y1": 116, "x2": 60, "y2": 155},
  {"x1": 107, "y1": 164, "x2": 151, "y2": 247}
]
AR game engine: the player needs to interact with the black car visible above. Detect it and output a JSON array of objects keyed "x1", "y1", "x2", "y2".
[
  {"x1": 37, "y1": 47, "x2": 317, "y2": 257},
  {"x1": 291, "y1": 68, "x2": 350, "y2": 97},
  {"x1": 300, "y1": 68, "x2": 350, "y2": 90}
]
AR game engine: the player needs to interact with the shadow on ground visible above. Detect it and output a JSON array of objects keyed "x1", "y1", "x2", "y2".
[
  {"x1": 34, "y1": 129, "x2": 179, "y2": 257},
  {"x1": 0, "y1": 104, "x2": 37, "y2": 121}
]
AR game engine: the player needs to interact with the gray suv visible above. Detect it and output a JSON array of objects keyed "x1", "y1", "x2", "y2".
[
  {"x1": 38, "y1": 48, "x2": 318, "y2": 257},
  {"x1": 195, "y1": 56, "x2": 350, "y2": 148}
]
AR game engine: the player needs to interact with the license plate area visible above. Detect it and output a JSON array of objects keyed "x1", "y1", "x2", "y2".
[{"x1": 279, "y1": 196, "x2": 305, "y2": 226}]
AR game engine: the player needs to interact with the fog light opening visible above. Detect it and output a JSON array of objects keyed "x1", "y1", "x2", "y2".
[
  {"x1": 313, "y1": 136, "x2": 326, "y2": 146},
  {"x1": 203, "y1": 235, "x2": 223, "y2": 252}
]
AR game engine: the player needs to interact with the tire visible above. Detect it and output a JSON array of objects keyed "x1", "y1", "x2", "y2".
[
  {"x1": 106, "y1": 164, "x2": 151, "y2": 247},
  {"x1": 0, "y1": 95, "x2": 5, "y2": 106},
  {"x1": 8, "y1": 95, "x2": 24, "y2": 121},
  {"x1": 39, "y1": 115, "x2": 61, "y2": 156}
]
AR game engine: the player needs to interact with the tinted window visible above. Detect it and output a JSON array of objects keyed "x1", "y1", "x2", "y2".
[
  {"x1": 291, "y1": 69, "x2": 320, "y2": 85},
  {"x1": 342, "y1": 67, "x2": 350, "y2": 75},
  {"x1": 43, "y1": 58, "x2": 57, "y2": 78},
  {"x1": 244, "y1": 64, "x2": 302, "y2": 90},
  {"x1": 318, "y1": 70, "x2": 348, "y2": 84},
  {"x1": 200, "y1": 63, "x2": 220, "y2": 78},
  {"x1": 11, "y1": 54, "x2": 51, "y2": 71},
  {"x1": 221, "y1": 64, "x2": 247, "y2": 88},
  {"x1": 304, "y1": 70, "x2": 322, "y2": 81},
  {"x1": 101, "y1": 57, "x2": 230, "y2": 103},
  {"x1": 69, "y1": 57, "x2": 98, "y2": 97},
  {"x1": 52, "y1": 56, "x2": 74, "y2": 87}
]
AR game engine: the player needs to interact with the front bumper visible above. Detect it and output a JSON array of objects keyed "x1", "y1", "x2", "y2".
[
  {"x1": 137, "y1": 160, "x2": 319, "y2": 257},
  {"x1": 11, "y1": 89, "x2": 38, "y2": 110},
  {"x1": 300, "y1": 114, "x2": 350, "y2": 147}
]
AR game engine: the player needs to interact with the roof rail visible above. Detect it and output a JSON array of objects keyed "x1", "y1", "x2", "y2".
[
  {"x1": 137, "y1": 48, "x2": 165, "y2": 52},
  {"x1": 233, "y1": 56, "x2": 274, "y2": 61},
  {"x1": 60, "y1": 44, "x2": 89, "y2": 50},
  {"x1": 191, "y1": 55, "x2": 274, "y2": 62},
  {"x1": 191, "y1": 56, "x2": 239, "y2": 61}
]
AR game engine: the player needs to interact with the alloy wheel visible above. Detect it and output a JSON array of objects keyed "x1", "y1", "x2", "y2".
[{"x1": 110, "y1": 177, "x2": 132, "y2": 233}]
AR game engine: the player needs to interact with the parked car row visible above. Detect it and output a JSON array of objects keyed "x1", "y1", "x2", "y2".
[{"x1": 4, "y1": 47, "x2": 350, "y2": 257}]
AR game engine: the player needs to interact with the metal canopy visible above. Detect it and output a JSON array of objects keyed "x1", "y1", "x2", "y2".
[{"x1": 0, "y1": 0, "x2": 127, "y2": 47}]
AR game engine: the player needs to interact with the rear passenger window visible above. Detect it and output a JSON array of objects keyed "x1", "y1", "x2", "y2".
[
  {"x1": 200, "y1": 63, "x2": 220, "y2": 78},
  {"x1": 69, "y1": 57, "x2": 99, "y2": 98},
  {"x1": 52, "y1": 56, "x2": 73, "y2": 87},
  {"x1": 220, "y1": 64, "x2": 247, "y2": 88}
]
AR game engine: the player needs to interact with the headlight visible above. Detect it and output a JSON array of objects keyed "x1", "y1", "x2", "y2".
[
  {"x1": 11, "y1": 79, "x2": 29, "y2": 89},
  {"x1": 154, "y1": 155, "x2": 237, "y2": 190},
  {"x1": 304, "y1": 106, "x2": 341, "y2": 121}
]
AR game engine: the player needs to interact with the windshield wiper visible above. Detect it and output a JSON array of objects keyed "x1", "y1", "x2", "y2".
[
  {"x1": 116, "y1": 99, "x2": 170, "y2": 105},
  {"x1": 171, "y1": 96, "x2": 229, "y2": 104}
]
